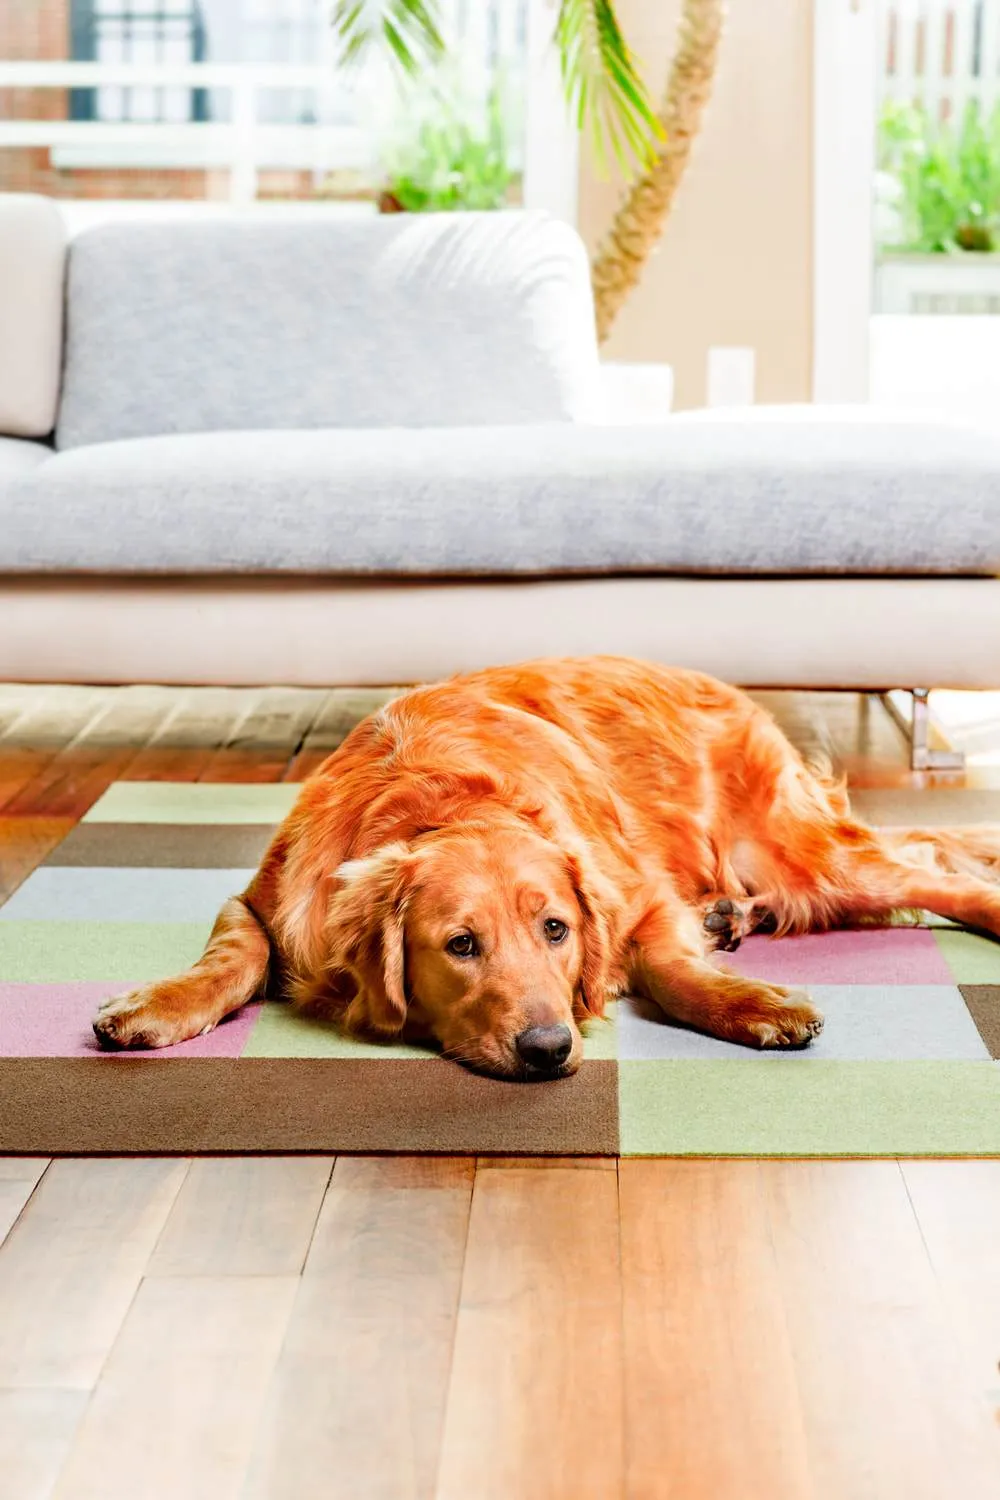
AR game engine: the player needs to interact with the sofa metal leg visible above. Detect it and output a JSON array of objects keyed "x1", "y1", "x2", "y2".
[{"x1": 878, "y1": 689, "x2": 965, "y2": 774}]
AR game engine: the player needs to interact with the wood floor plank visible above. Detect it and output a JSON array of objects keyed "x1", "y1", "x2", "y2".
[
  {"x1": 0, "y1": 684, "x2": 100, "y2": 720},
  {"x1": 476, "y1": 1154, "x2": 616, "y2": 1169},
  {"x1": 0, "y1": 1156, "x2": 49, "y2": 1180},
  {"x1": 753, "y1": 690, "x2": 903, "y2": 773},
  {"x1": 147, "y1": 1157, "x2": 334, "y2": 1278},
  {"x1": 902, "y1": 1160, "x2": 1000, "y2": 1397},
  {"x1": 761, "y1": 1160, "x2": 1000, "y2": 1500},
  {"x1": 283, "y1": 688, "x2": 401, "y2": 782},
  {"x1": 0, "y1": 683, "x2": 36, "y2": 720},
  {"x1": 51, "y1": 1276, "x2": 297, "y2": 1500},
  {"x1": 435, "y1": 1163, "x2": 623, "y2": 1500},
  {"x1": 0, "y1": 1158, "x2": 188, "y2": 1389},
  {"x1": 242, "y1": 1156, "x2": 473, "y2": 1500},
  {"x1": 619, "y1": 1160, "x2": 813, "y2": 1500},
  {"x1": 0, "y1": 1158, "x2": 49, "y2": 1247},
  {"x1": 0, "y1": 688, "x2": 176, "y2": 904},
  {"x1": 0, "y1": 816, "x2": 75, "y2": 906},
  {"x1": 199, "y1": 689, "x2": 326, "y2": 782},
  {"x1": 0, "y1": 746, "x2": 50, "y2": 814},
  {"x1": 0, "y1": 688, "x2": 107, "y2": 744},
  {"x1": 0, "y1": 1390, "x2": 88, "y2": 1500},
  {"x1": 117, "y1": 689, "x2": 257, "y2": 782},
  {"x1": 0, "y1": 689, "x2": 108, "y2": 814},
  {"x1": 754, "y1": 689, "x2": 946, "y2": 791},
  {"x1": 4, "y1": 687, "x2": 176, "y2": 818}
]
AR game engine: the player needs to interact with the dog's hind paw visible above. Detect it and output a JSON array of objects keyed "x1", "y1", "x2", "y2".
[{"x1": 702, "y1": 896, "x2": 753, "y2": 953}]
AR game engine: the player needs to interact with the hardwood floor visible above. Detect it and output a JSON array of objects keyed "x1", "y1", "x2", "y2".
[{"x1": 2, "y1": 684, "x2": 1000, "y2": 1498}]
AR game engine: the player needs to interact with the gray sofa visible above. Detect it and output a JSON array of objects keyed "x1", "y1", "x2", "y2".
[{"x1": 2, "y1": 192, "x2": 1000, "y2": 693}]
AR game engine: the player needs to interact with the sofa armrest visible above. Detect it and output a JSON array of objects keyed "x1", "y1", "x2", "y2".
[{"x1": 0, "y1": 195, "x2": 67, "y2": 439}]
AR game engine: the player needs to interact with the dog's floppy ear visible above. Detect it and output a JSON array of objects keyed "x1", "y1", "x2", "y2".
[
  {"x1": 565, "y1": 846, "x2": 615, "y2": 1019},
  {"x1": 328, "y1": 842, "x2": 413, "y2": 1037}
]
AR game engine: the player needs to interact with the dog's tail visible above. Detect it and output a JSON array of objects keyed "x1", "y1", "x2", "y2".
[{"x1": 878, "y1": 825, "x2": 1000, "y2": 884}]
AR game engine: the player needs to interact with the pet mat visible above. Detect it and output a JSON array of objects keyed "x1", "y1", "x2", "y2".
[{"x1": 2, "y1": 781, "x2": 1000, "y2": 1156}]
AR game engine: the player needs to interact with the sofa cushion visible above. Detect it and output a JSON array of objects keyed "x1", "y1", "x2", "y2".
[
  {"x1": 0, "y1": 436, "x2": 53, "y2": 484},
  {"x1": 55, "y1": 212, "x2": 599, "y2": 450},
  {"x1": 0, "y1": 196, "x2": 67, "y2": 439},
  {"x1": 5, "y1": 415, "x2": 1000, "y2": 575}
]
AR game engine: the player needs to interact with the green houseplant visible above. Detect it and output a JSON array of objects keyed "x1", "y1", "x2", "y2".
[
  {"x1": 878, "y1": 98, "x2": 1000, "y2": 254},
  {"x1": 377, "y1": 82, "x2": 515, "y2": 213},
  {"x1": 875, "y1": 98, "x2": 1000, "y2": 315},
  {"x1": 334, "y1": 0, "x2": 726, "y2": 342}
]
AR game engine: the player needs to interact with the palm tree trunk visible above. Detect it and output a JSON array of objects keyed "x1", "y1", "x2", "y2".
[{"x1": 591, "y1": 0, "x2": 725, "y2": 344}]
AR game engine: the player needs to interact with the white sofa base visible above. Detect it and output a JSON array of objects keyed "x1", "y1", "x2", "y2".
[{"x1": 1, "y1": 576, "x2": 998, "y2": 690}]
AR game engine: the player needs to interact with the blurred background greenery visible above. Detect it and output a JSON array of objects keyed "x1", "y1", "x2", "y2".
[{"x1": 878, "y1": 98, "x2": 1000, "y2": 254}]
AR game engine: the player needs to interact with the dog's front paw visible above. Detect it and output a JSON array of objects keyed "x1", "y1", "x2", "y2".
[
  {"x1": 93, "y1": 986, "x2": 207, "y2": 1050},
  {"x1": 736, "y1": 987, "x2": 825, "y2": 1049}
]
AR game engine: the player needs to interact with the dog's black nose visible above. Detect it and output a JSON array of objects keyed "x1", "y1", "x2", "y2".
[{"x1": 515, "y1": 1023, "x2": 573, "y2": 1072}]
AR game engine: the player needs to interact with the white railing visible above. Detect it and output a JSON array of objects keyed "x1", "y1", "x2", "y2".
[
  {"x1": 0, "y1": 63, "x2": 367, "y2": 202},
  {"x1": 878, "y1": 0, "x2": 1000, "y2": 117},
  {"x1": 0, "y1": 0, "x2": 538, "y2": 206}
]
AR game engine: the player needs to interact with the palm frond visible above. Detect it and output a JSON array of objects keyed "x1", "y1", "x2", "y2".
[
  {"x1": 332, "y1": 0, "x2": 661, "y2": 174},
  {"x1": 555, "y1": 0, "x2": 663, "y2": 176},
  {"x1": 332, "y1": 0, "x2": 444, "y2": 77}
]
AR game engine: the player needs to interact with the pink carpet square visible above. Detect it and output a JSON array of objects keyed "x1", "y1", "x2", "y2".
[
  {"x1": 725, "y1": 928, "x2": 954, "y2": 985},
  {"x1": 0, "y1": 982, "x2": 262, "y2": 1058}
]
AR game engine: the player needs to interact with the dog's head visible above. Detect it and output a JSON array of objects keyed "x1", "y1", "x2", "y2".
[{"x1": 326, "y1": 823, "x2": 614, "y2": 1079}]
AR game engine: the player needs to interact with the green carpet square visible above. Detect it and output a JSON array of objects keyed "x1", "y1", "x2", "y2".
[
  {"x1": 619, "y1": 1059, "x2": 1000, "y2": 1156},
  {"x1": 581, "y1": 1004, "x2": 618, "y2": 1060},
  {"x1": 0, "y1": 921, "x2": 212, "y2": 982},
  {"x1": 244, "y1": 999, "x2": 621, "y2": 1060},
  {"x1": 84, "y1": 782, "x2": 300, "y2": 825},
  {"x1": 933, "y1": 928, "x2": 1000, "y2": 983},
  {"x1": 243, "y1": 1002, "x2": 429, "y2": 1059}
]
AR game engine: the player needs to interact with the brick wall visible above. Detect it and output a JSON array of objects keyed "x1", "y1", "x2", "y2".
[
  {"x1": 1, "y1": 0, "x2": 73, "y2": 194},
  {"x1": 0, "y1": 0, "x2": 319, "y2": 201}
]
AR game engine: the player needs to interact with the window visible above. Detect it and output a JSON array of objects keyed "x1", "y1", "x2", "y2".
[
  {"x1": 70, "y1": 0, "x2": 209, "y2": 123},
  {"x1": 240, "y1": 0, "x2": 328, "y2": 124}
]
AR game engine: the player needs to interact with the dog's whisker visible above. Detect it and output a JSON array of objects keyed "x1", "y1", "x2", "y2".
[{"x1": 441, "y1": 1039, "x2": 493, "y2": 1063}]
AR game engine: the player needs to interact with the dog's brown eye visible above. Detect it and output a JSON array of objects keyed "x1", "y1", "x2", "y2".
[
  {"x1": 544, "y1": 918, "x2": 569, "y2": 944},
  {"x1": 446, "y1": 933, "x2": 478, "y2": 959}
]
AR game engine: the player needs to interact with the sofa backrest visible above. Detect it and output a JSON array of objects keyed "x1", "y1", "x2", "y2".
[
  {"x1": 55, "y1": 211, "x2": 599, "y2": 449},
  {"x1": 0, "y1": 195, "x2": 67, "y2": 439}
]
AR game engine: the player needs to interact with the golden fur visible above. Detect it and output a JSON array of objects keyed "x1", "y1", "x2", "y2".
[{"x1": 94, "y1": 658, "x2": 1000, "y2": 1079}]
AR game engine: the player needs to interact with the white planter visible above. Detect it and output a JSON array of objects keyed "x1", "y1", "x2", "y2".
[
  {"x1": 706, "y1": 346, "x2": 756, "y2": 407},
  {"x1": 595, "y1": 361, "x2": 674, "y2": 425},
  {"x1": 875, "y1": 254, "x2": 1000, "y2": 315}
]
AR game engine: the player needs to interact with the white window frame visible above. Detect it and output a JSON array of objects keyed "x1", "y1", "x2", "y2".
[
  {"x1": 523, "y1": 0, "x2": 579, "y2": 224},
  {"x1": 812, "y1": 0, "x2": 877, "y2": 401}
]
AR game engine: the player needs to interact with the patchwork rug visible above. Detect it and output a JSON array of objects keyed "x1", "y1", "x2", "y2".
[{"x1": 2, "y1": 780, "x2": 1000, "y2": 1156}]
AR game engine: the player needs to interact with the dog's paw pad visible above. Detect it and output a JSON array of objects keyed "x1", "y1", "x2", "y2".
[
  {"x1": 93, "y1": 991, "x2": 143, "y2": 1049},
  {"x1": 703, "y1": 897, "x2": 746, "y2": 952},
  {"x1": 93, "y1": 1018, "x2": 126, "y2": 1050}
]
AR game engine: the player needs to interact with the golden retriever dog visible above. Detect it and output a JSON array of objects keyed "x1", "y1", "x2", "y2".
[{"x1": 93, "y1": 657, "x2": 1000, "y2": 1079}]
